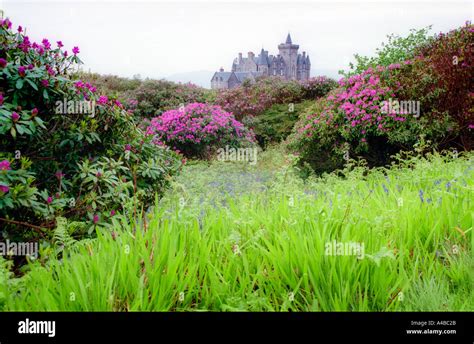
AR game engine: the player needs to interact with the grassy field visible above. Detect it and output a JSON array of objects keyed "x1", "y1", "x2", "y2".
[{"x1": 2, "y1": 149, "x2": 473, "y2": 311}]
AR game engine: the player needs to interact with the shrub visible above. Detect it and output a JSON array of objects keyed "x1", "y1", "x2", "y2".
[
  {"x1": 300, "y1": 76, "x2": 338, "y2": 99},
  {"x1": 288, "y1": 23, "x2": 473, "y2": 174},
  {"x1": 215, "y1": 76, "x2": 336, "y2": 121},
  {"x1": 146, "y1": 103, "x2": 256, "y2": 158},
  {"x1": 390, "y1": 21, "x2": 474, "y2": 149},
  {"x1": 0, "y1": 18, "x2": 182, "y2": 242},
  {"x1": 80, "y1": 72, "x2": 215, "y2": 120},
  {"x1": 249, "y1": 100, "x2": 315, "y2": 148}
]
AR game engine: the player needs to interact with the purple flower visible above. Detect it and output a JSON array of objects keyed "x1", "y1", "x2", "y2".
[
  {"x1": 0, "y1": 93, "x2": 3, "y2": 106},
  {"x1": 55, "y1": 170, "x2": 64, "y2": 179},
  {"x1": 110, "y1": 210, "x2": 116, "y2": 216},
  {"x1": 42, "y1": 38, "x2": 51, "y2": 50},
  {"x1": 0, "y1": 58, "x2": 7, "y2": 68},
  {"x1": 0, "y1": 184, "x2": 9, "y2": 193},
  {"x1": 57, "y1": 41, "x2": 64, "y2": 48},
  {"x1": 18, "y1": 66, "x2": 26, "y2": 77},
  {"x1": 17, "y1": 25, "x2": 23, "y2": 33},
  {"x1": 27, "y1": 64, "x2": 34, "y2": 70},
  {"x1": 97, "y1": 95, "x2": 108, "y2": 105},
  {"x1": 124, "y1": 144, "x2": 131, "y2": 151},
  {"x1": 93, "y1": 214, "x2": 99, "y2": 224},
  {"x1": 47, "y1": 196, "x2": 53, "y2": 204},
  {"x1": 31, "y1": 108, "x2": 38, "y2": 116},
  {"x1": 72, "y1": 46, "x2": 80, "y2": 55},
  {"x1": 11, "y1": 112, "x2": 20, "y2": 122},
  {"x1": 446, "y1": 182, "x2": 451, "y2": 191},
  {"x1": 0, "y1": 160, "x2": 11, "y2": 171},
  {"x1": 96, "y1": 171, "x2": 102, "y2": 178},
  {"x1": 41, "y1": 79, "x2": 49, "y2": 87}
]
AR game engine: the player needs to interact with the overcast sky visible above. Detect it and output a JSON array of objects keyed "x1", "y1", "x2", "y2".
[{"x1": 1, "y1": 0, "x2": 472, "y2": 86}]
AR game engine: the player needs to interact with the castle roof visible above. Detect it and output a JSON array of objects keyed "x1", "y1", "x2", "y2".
[
  {"x1": 212, "y1": 71, "x2": 233, "y2": 82},
  {"x1": 286, "y1": 33, "x2": 292, "y2": 44}
]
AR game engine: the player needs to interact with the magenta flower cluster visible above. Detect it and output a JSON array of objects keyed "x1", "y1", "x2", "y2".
[
  {"x1": 298, "y1": 67, "x2": 404, "y2": 142},
  {"x1": 146, "y1": 103, "x2": 255, "y2": 155}
]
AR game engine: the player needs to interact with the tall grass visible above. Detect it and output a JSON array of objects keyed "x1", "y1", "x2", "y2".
[{"x1": 2, "y1": 151, "x2": 473, "y2": 311}]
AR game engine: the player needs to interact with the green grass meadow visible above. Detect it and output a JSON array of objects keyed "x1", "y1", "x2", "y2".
[{"x1": 2, "y1": 149, "x2": 473, "y2": 311}]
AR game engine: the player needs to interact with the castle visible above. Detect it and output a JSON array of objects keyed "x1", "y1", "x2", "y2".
[{"x1": 211, "y1": 33, "x2": 311, "y2": 89}]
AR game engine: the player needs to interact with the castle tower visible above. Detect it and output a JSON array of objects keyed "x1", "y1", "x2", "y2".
[{"x1": 278, "y1": 33, "x2": 299, "y2": 80}]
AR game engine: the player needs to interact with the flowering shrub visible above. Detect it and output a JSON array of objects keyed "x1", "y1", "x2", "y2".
[
  {"x1": 146, "y1": 103, "x2": 255, "y2": 158},
  {"x1": 390, "y1": 21, "x2": 474, "y2": 149},
  {"x1": 300, "y1": 76, "x2": 338, "y2": 99},
  {"x1": 0, "y1": 19, "x2": 182, "y2": 241},
  {"x1": 80, "y1": 73, "x2": 215, "y2": 119},
  {"x1": 287, "y1": 22, "x2": 474, "y2": 174},
  {"x1": 215, "y1": 76, "x2": 336, "y2": 121}
]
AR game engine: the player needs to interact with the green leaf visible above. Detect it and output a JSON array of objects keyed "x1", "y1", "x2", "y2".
[
  {"x1": 25, "y1": 78, "x2": 39, "y2": 91},
  {"x1": 43, "y1": 89, "x2": 49, "y2": 99},
  {"x1": 16, "y1": 124, "x2": 25, "y2": 135},
  {"x1": 16, "y1": 79, "x2": 24, "y2": 89}
]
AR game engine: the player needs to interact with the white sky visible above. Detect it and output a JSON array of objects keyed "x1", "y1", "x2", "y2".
[{"x1": 1, "y1": 0, "x2": 473, "y2": 83}]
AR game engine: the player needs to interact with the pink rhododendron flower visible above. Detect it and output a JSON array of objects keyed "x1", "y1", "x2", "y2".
[
  {"x1": 0, "y1": 185, "x2": 9, "y2": 193},
  {"x1": 0, "y1": 160, "x2": 11, "y2": 171}
]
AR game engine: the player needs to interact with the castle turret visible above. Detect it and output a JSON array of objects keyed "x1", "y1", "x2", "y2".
[{"x1": 278, "y1": 33, "x2": 299, "y2": 80}]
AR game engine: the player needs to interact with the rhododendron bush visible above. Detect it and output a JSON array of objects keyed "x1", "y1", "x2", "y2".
[
  {"x1": 0, "y1": 19, "x2": 182, "y2": 242},
  {"x1": 288, "y1": 22, "x2": 474, "y2": 174},
  {"x1": 80, "y1": 72, "x2": 215, "y2": 120},
  {"x1": 215, "y1": 76, "x2": 336, "y2": 120},
  {"x1": 147, "y1": 103, "x2": 256, "y2": 158}
]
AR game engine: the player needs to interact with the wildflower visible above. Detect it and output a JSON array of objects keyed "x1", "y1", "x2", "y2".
[
  {"x1": 97, "y1": 95, "x2": 108, "y2": 105},
  {"x1": 41, "y1": 39, "x2": 51, "y2": 49},
  {"x1": 72, "y1": 46, "x2": 80, "y2": 55},
  {"x1": 17, "y1": 25, "x2": 23, "y2": 33},
  {"x1": 55, "y1": 170, "x2": 64, "y2": 179},
  {"x1": 18, "y1": 66, "x2": 26, "y2": 77},
  {"x1": 11, "y1": 112, "x2": 20, "y2": 122},
  {"x1": 419, "y1": 189, "x2": 424, "y2": 203},
  {"x1": 57, "y1": 41, "x2": 64, "y2": 48},
  {"x1": 382, "y1": 184, "x2": 389, "y2": 195},
  {"x1": 446, "y1": 182, "x2": 451, "y2": 191},
  {"x1": 0, "y1": 160, "x2": 11, "y2": 171},
  {"x1": 0, "y1": 184, "x2": 9, "y2": 193}
]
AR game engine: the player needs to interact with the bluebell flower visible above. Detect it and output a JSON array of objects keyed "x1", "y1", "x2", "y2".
[
  {"x1": 446, "y1": 182, "x2": 451, "y2": 191},
  {"x1": 419, "y1": 189, "x2": 424, "y2": 203}
]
